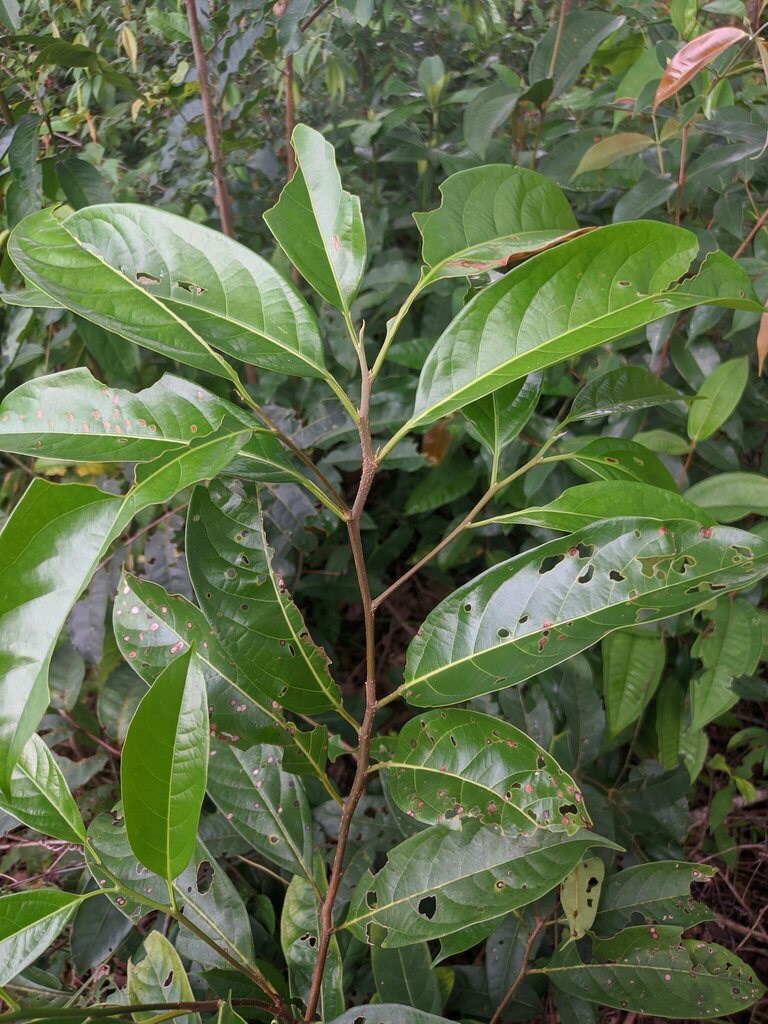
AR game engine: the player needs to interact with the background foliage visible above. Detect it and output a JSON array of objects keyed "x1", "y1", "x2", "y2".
[{"x1": 0, "y1": 1, "x2": 767, "y2": 1023}]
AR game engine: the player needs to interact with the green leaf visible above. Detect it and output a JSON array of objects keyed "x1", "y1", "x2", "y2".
[
  {"x1": 529, "y1": 12, "x2": 626, "y2": 96},
  {"x1": 573, "y1": 133, "x2": 654, "y2": 177},
  {"x1": 592, "y1": 861, "x2": 717, "y2": 937},
  {"x1": 264, "y1": 124, "x2": 366, "y2": 313},
  {"x1": 121, "y1": 648, "x2": 209, "y2": 880},
  {"x1": 70, "y1": 892, "x2": 134, "y2": 974},
  {"x1": 633, "y1": 429, "x2": 691, "y2": 457},
  {"x1": 566, "y1": 438, "x2": 678, "y2": 491},
  {"x1": 656, "y1": 677, "x2": 685, "y2": 771},
  {"x1": 86, "y1": 813, "x2": 255, "y2": 970},
  {"x1": 402, "y1": 519, "x2": 768, "y2": 707},
  {"x1": 685, "y1": 472, "x2": 768, "y2": 522},
  {"x1": 55, "y1": 159, "x2": 113, "y2": 209},
  {"x1": 564, "y1": 366, "x2": 684, "y2": 424},
  {"x1": 386, "y1": 709, "x2": 590, "y2": 835},
  {"x1": 404, "y1": 450, "x2": 479, "y2": 515},
  {"x1": 0, "y1": 369, "x2": 285, "y2": 474},
  {"x1": 0, "y1": 890, "x2": 86, "y2": 985},
  {"x1": 327, "y1": 1008, "x2": 454, "y2": 1024},
  {"x1": 0, "y1": 733, "x2": 86, "y2": 843},
  {"x1": 690, "y1": 597, "x2": 762, "y2": 730},
  {"x1": 414, "y1": 166, "x2": 579, "y2": 283},
  {"x1": 462, "y1": 83, "x2": 520, "y2": 159},
  {"x1": 186, "y1": 481, "x2": 345, "y2": 718},
  {"x1": 281, "y1": 855, "x2": 345, "y2": 1021},
  {"x1": 5, "y1": 116, "x2": 42, "y2": 228},
  {"x1": 687, "y1": 356, "x2": 749, "y2": 442},
  {"x1": 486, "y1": 908, "x2": 542, "y2": 1006},
  {"x1": 543, "y1": 928, "x2": 764, "y2": 1018},
  {"x1": 0, "y1": 0, "x2": 20, "y2": 30},
  {"x1": 216, "y1": 998, "x2": 247, "y2": 1024},
  {"x1": 206, "y1": 741, "x2": 313, "y2": 879},
  {"x1": 474, "y1": 481, "x2": 714, "y2": 532},
  {"x1": 344, "y1": 820, "x2": 617, "y2": 949},
  {"x1": 372, "y1": 938, "x2": 443, "y2": 1013},
  {"x1": 127, "y1": 932, "x2": 200, "y2": 1024},
  {"x1": 463, "y1": 374, "x2": 541, "y2": 462},
  {"x1": 0, "y1": 480, "x2": 121, "y2": 789},
  {"x1": 10, "y1": 202, "x2": 332, "y2": 381},
  {"x1": 561, "y1": 856, "x2": 605, "y2": 939},
  {"x1": 602, "y1": 630, "x2": 665, "y2": 735},
  {"x1": 400, "y1": 227, "x2": 761, "y2": 436}
]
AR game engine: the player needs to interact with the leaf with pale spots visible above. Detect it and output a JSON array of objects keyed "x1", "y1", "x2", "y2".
[
  {"x1": 387, "y1": 709, "x2": 589, "y2": 835},
  {"x1": 127, "y1": 932, "x2": 200, "y2": 1024},
  {"x1": 186, "y1": 481, "x2": 345, "y2": 718},
  {"x1": 543, "y1": 928, "x2": 765, "y2": 1018},
  {"x1": 402, "y1": 518, "x2": 768, "y2": 707},
  {"x1": 206, "y1": 741, "x2": 313, "y2": 879},
  {"x1": 592, "y1": 861, "x2": 716, "y2": 938}
]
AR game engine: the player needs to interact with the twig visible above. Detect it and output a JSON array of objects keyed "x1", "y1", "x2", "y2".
[
  {"x1": 303, "y1": 331, "x2": 378, "y2": 1023},
  {"x1": 183, "y1": 0, "x2": 235, "y2": 238},
  {"x1": 489, "y1": 913, "x2": 548, "y2": 1024},
  {"x1": 96, "y1": 502, "x2": 189, "y2": 573},
  {"x1": 675, "y1": 123, "x2": 688, "y2": 226},
  {"x1": 547, "y1": 0, "x2": 571, "y2": 79},
  {"x1": 733, "y1": 206, "x2": 768, "y2": 258},
  {"x1": 284, "y1": 55, "x2": 297, "y2": 181},
  {"x1": 299, "y1": 0, "x2": 336, "y2": 32},
  {"x1": 57, "y1": 709, "x2": 122, "y2": 759}
]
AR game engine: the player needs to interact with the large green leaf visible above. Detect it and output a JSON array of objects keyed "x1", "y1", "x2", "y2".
[
  {"x1": 564, "y1": 366, "x2": 684, "y2": 424},
  {"x1": 281, "y1": 856, "x2": 345, "y2": 1021},
  {"x1": 0, "y1": 368, "x2": 296, "y2": 483},
  {"x1": 0, "y1": 480, "x2": 121, "y2": 790},
  {"x1": 413, "y1": 165, "x2": 579, "y2": 284},
  {"x1": 186, "y1": 481, "x2": 345, "y2": 718},
  {"x1": 592, "y1": 861, "x2": 716, "y2": 937},
  {"x1": 463, "y1": 374, "x2": 541, "y2": 464},
  {"x1": 264, "y1": 124, "x2": 366, "y2": 313},
  {"x1": 121, "y1": 648, "x2": 209, "y2": 880},
  {"x1": 602, "y1": 630, "x2": 665, "y2": 735},
  {"x1": 206, "y1": 741, "x2": 313, "y2": 879},
  {"x1": 0, "y1": 890, "x2": 87, "y2": 985},
  {"x1": 529, "y1": 11, "x2": 626, "y2": 96},
  {"x1": 389, "y1": 227, "x2": 761, "y2": 442},
  {"x1": 401, "y1": 518, "x2": 768, "y2": 707},
  {"x1": 474, "y1": 481, "x2": 715, "y2": 532},
  {"x1": 127, "y1": 932, "x2": 200, "y2": 1024},
  {"x1": 687, "y1": 356, "x2": 749, "y2": 443},
  {"x1": 543, "y1": 928, "x2": 764, "y2": 1018},
  {"x1": 386, "y1": 709, "x2": 589, "y2": 834},
  {"x1": 685, "y1": 472, "x2": 768, "y2": 523},
  {"x1": 372, "y1": 939, "x2": 443, "y2": 1014},
  {"x1": 0, "y1": 733, "x2": 86, "y2": 844},
  {"x1": 86, "y1": 812, "x2": 255, "y2": 970},
  {"x1": 690, "y1": 597, "x2": 762, "y2": 730},
  {"x1": 344, "y1": 819, "x2": 616, "y2": 948},
  {"x1": 9, "y1": 204, "x2": 329, "y2": 379}
]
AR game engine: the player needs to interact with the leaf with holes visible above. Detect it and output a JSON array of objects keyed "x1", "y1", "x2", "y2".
[
  {"x1": 265, "y1": 124, "x2": 366, "y2": 313},
  {"x1": 186, "y1": 481, "x2": 345, "y2": 718},
  {"x1": 121, "y1": 648, "x2": 209, "y2": 880},
  {"x1": 592, "y1": 861, "x2": 716, "y2": 938},
  {"x1": 386, "y1": 709, "x2": 589, "y2": 835},
  {"x1": 561, "y1": 856, "x2": 605, "y2": 939},
  {"x1": 9, "y1": 204, "x2": 330, "y2": 380},
  {"x1": 401, "y1": 519, "x2": 768, "y2": 707},
  {"x1": 398, "y1": 227, "x2": 761, "y2": 437},
  {"x1": 473, "y1": 481, "x2": 714, "y2": 532},
  {"x1": 206, "y1": 741, "x2": 313, "y2": 879},
  {"x1": 543, "y1": 928, "x2": 764, "y2": 1017},
  {"x1": 0, "y1": 890, "x2": 88, "y2": 986},
  {"x1": 127, "y1": 932, "x2": 200, "y2": 1024},
  {"x1": 85, "y1": 812, "x2": 255, "y2": 970},
  {"x1": 0, "y1": 733, "x2": 85, "y2": 844},
  {"x1": 603, "y1": 630, "x2": 665, "y2": 735},
  {"x1": 564, "y1": 366, "x2": 684, "y2": 425},
  {"x1": 281, "y1": 855, "x2": 345, "y2": 1021},
  {"x1": 413, "y1": 166, "x2": 583, "y2": 285},
  {"x1": 653, "y1": 27, "x2": 749, "y2": 111},
  {"x1": 0, "y1": 479, "x2": 121, "y2": 790},
  {"x1": 344, "y1": 819, "x2": 618, "y2": 949}
]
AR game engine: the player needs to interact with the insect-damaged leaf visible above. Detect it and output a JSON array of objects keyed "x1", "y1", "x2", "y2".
[
  {"x1": 264, "y1": 124, "x2": 366, "y2": 313},
  {"x1": 543, "y1": 928, "x2": 764, "y2": 1018},
  {"x1": 8, "y1": 204, "x2": 329, "y2": 379},
  {"x1": 343, "y1": 819, "x2": 618, "y2": 950},
  {"x1": 127, "y1": 932, "x2": 200, "y2": 1024},
  {"x1": 0, "y1": 889, "x2": 88, "y2": 985},
  {"x1": 121, "y1": 648, "x2": 209, "y2": 880},
  {"x1": 401, "y1": 225, "x2": 761, "y2": 435},
  {"x1": 186, "y1": 481, "x2": 345, "y2": 718},
  {"x1": 561, "y1": 856, "x2": 605, "y2": 939},
  {"x1": 326, "y1": 1007, "x2": 455, "y2": 1024},
  {"x1": 386, "y1": 709, "x2": 589, "y2": 834},
  {"x1": 402, "y1": 518, "x2": 768, "y2": 707}
]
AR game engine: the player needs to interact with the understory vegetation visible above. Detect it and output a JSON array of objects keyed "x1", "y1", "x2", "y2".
[{"x1": 0, "y1": 2, "x2": 767, "y2": 1023}]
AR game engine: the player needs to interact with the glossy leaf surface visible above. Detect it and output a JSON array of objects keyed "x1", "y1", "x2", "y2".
[
  {"x1": 685, "y1": 472, "x2": 768, "y2": 523},
  {"x1": 592, "y1": 861, "x2": 716, "y2": 937},
  {"x1": 463, "y1": 374, "x2": 541, "y2": 461},
  {"x1": 0, "y1": 733, "x2": 85, "y2": 843},
  {"x1": 187, "y1": 481, "x2": 344, "y2": 717},
  {"x1": 327, "y1": 1008, "x2": 454, "y2": 1024},
  {"x1": 127, "y1": 932, "x2": 200, "y2": 1024},
  {"x1": 403, "y1": 519, "x2": 768, "y2": 706},
  {"x1": 407, "y1": 228, "x2": 760, "y2": 431},
  {"x1": 10, "y1": 204, "x2": 328, "y2": 379},
  {"x1": 0, "y1": 890, "x2": 86, "y2": 985},
  {"x1": 603, "y1": 630, "x2": 665, "y2": 735},
  {"x1": 387, "y1": 709, "x2": 589, "y2": 834},
  {"x1": 344, "y1": 820, "x2": 616, "y2": 947},
  {"x1": 565, "y1": 366, "x2": 683, "y2": 424},
  {"x1": 687, "y1": 357, "x2": 749, "y2": 442},
  {"x1": 567, "y1": 438, "x2": 678, "y2": 491},
  {"x1": 121, "y1": 648, "x2": 209, "y2": 880},
  {"x1": 265, "y1": 124, "x2": 366, "y2": 312},
  {"x1": 654, "y1": 27, "x2": 749, "y2": 111}
]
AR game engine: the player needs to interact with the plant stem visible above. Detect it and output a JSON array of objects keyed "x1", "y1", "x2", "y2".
[
  {"x1": 675, "y1": 123, "x2": 688, "y2": 226},
  {"x1": 0, "y1": 1000, "x2": 275, "y2": 1023},
  {"x1": 733, "y1": 205, "x2": 768, "y2": 258},
  {"x1": 489, "y1": 913, "x2": 547, "y2": 1024},
  {"x1": 370, "y1": 276, "x2": 426, "y2": 381},
  {"x1": 184, "y1": 0, "x2": 235, "y2": 238},
  {"x1": 303, "y1": 338, "x2": 378, "y2": 1023}
]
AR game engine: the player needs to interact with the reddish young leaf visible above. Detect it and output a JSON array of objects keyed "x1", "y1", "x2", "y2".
[{"x1": 653, "y1": 28, "x2": 748, "y2": 111}]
